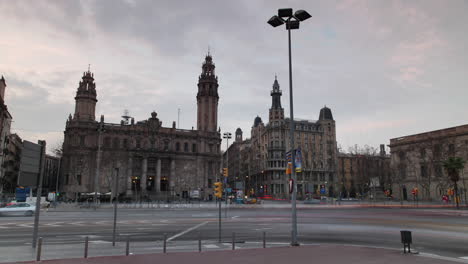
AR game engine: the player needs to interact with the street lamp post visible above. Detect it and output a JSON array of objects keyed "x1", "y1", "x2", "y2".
[
  {"x1": 223, "y1": 132, "x2": 232, "y2": 217},
  {"x1": 94, "y1": 120, "x2": 105, "y2": 208},
  {"x1": 268, "y1": 8, "x2": 311, "y2": 247}
]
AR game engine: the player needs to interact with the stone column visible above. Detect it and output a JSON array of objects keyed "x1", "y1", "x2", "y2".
[
  {"x1": 126, "y1": 156, "x2": 133, "y2": 196},
  {"x1": 156, "y1": 158, "x2": 161, "y2": 192},
  {"x1": 141, "y1": 157, "x2": 147, "y2": 193},
  {"x1": 170, "y1": 158, "x2": 176, "y2": 193}
]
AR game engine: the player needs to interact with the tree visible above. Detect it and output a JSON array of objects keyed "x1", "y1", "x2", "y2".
[
  {"x1": 52, "y1": 141, "x2": 63, "y2": 158},
  {"x1": 443, "y1": 157, "x2": 466, "y2": 209}
]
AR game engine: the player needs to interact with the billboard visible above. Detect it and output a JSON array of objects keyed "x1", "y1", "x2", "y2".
[{"x1": 18, "y1": 141, "x2": 43, "y2": 187}]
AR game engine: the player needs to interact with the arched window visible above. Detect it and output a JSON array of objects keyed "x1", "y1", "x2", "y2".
[
  {"x1": 184, "y1": 142, "x2": 189, "y2": 152},
  {"x1": 192, "y1": 143, "x2": 197, "y2": 152},
  {"x1": 176, "y1": 142, "x2": 180, "y2": 151}
]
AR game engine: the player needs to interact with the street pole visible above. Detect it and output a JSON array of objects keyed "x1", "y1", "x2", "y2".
[
  {"x1": 55, "y1": 157, "x2": 61, "y2": 205},
  {"x1": 94, "y1": 122, "x2": 103, "y2": 208},
  {"x1": 112, "y1": 167, "x2": 119, "y2": 246},
  {"x1": 287, "y1": 18, "x2": 299, "y2": 247},
  {"x1": 225, "y1": 136, "x2": 229, "y2": 218},
  {"x1": 218, "y1": 196, "x2": 221, "y2": 243},
  {"x1": 32, "y1": 140, "x2": 46, "y2": 248}
]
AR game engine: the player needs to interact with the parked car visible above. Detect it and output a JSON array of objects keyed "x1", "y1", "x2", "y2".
[{"x1": 0, "y1": 203, "x2": 36, "y2": 216}]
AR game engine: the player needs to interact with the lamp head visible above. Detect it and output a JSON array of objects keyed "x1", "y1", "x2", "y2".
[
  {"x1": 278, "y1": 8, "x2": 293, "y2": 18},
  {"x1": 286, "y1": 20, "x2": 300, "y2": 30},
  {"x1": 268, "y1": 15, "x2": 284, "y2": 27},
  {"x1": 294, "y1": 10, "x2": 311, "y2": 21}
]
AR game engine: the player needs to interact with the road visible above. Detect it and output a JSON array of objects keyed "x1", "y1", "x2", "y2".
[{"x1": 1, "y1": 205, "x2": 468, "y2": 262}]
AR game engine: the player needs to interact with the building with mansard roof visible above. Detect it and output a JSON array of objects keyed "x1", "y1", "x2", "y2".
[
  {"x1": 61, "y1": 55, "x2": 221, "y2": 201},
  {"x1": 225, "y1": 77, "x2": 338, "y2": 199}
]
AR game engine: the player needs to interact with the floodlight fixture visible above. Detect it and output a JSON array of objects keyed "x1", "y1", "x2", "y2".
[
  {"x1": 278, "y1": 8, "x2": 293, "y2": 18},
  {"x1": 294, "y1": 10, "x2": 312, "y2": 21},
  {"x1": 268, "y1": 15, "x2": 284, "y2": 27},
  {"x1": 286, "y1": 20, "x2": 300, "y2": 30}
]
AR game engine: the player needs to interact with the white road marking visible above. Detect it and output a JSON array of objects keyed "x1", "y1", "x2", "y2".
[
  {"x1": 160, "y1": 220, "x2": 169, "y2": 223},
  {"x1": 44, "y1": 222, "x2": 64, "y2": 227},
  {"x1": 70, "y1": 221, "x2": 85, "y2": 226},
  {"x1": 167, "y1": 221, "x2": 209, "y2": 242},
  {"x1": 204, "y1": 244, "x2": 219, "y2": 249},
  {"x1": 231, "y1": 216, "x2": 240, "y2": 219},
  {"x1": 17, "y1": 224, "x2": 33, "y2": 228},
  {"x1": 90, "y1": 240, "x2": 111, "y2": 244},
  {"x1": 460, "y1": 256, "x2": 468, "y2": 260}
]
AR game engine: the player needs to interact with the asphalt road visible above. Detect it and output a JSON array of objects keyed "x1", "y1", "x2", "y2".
[{"x1": 1, "y1": 205, "x2": 468, "y2": 261}]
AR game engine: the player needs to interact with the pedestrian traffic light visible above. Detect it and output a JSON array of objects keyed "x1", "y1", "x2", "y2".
[
  {"x1": 214, "y1": 182, "x2": 223, "y2": 198},
  {"x1": 223, "y1": 168, "x2": 228, "y2": 177}
]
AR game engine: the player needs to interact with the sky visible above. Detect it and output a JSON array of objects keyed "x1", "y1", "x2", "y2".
[{"x1": 1, "y1": 0, "x2": 467, "y2": 154}]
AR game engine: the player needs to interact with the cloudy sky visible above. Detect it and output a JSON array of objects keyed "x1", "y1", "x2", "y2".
[{"x1": 1, "y1": 0, "x2": 467, "y2": 154}]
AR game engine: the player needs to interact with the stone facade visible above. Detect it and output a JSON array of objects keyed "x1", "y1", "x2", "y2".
[
  {"x1": 0, "y1": 75, "x2": 13, "y2": 194},
  {"x1": 1, "y1": 133, "x2": 22, "y2": 193},
  {"x1": 226, "y1": 77, "x2": 338, "y2": 199},
  {"x1": 389, "y1": 124, "x2": 468, "y2": 201},
  {"x1": 61, "y1": 55, "x2": 221, "y2": 200}
]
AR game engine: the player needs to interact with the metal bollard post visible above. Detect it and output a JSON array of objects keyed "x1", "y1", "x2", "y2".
[
  {"x1": 163, "y1": 233, "x2": 167, "y2": 253},
  {"x1": 36, "y1": 237, "x2": 43, "y2": 261},
  {"x1": 263, "y1": 231, "x2": 266, "y2": 248},
  {"x1": 198, "y1": 233, "x2": 202, "y2": 252},
  {"x1": 84, "y1": 236, "x2": 89, "y2": 258},
  {"x1": 126, "y1": 236, "x2": 130, "y2": 256},
  {"x1": 232, "y1": 232, "x2": 235, "y2": 250}
]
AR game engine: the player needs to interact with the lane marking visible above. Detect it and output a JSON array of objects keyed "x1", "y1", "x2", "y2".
[
  {"x1": 44, "y1": 222, "x2": 64, "y2": 227},
  {"x1": 460, "y1": 256, "x2": 468, "y2": 260},
  {"x1": 167, "y1": 221, "x2": 209, "y2": 242},
  {"x1": 17, "y1": 224, "x2": 33, "y2": 228},
  {"x1": 70, "y1": 221, "x2": 85, "y2": 226},
  {"x1": 204, "y1": 244, "x2": 219, "y2": 249}
]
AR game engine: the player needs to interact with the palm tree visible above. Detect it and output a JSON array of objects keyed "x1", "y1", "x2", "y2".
[{"x1": 443, "y1": 157, "x2": 466, "y2": 209}]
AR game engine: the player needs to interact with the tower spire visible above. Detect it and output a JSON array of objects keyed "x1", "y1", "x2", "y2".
[{"x1": 197, "y1": 53, "x2": 219, "y2": 132}]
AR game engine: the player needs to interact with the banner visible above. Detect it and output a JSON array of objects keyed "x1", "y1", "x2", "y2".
[{"x1": 295, "y1": 148, "x2": 302, "y2": 173}]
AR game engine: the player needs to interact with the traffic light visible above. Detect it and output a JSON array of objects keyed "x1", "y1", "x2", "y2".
[
  {"x1": 214, "y1": 182, "x2": 223, "y2": 198},
  {"x1": 223, "y1": 168, "x2": 228, "y2": 177}
]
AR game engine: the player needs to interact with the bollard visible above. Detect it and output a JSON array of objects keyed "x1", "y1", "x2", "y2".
[
  {"x1": 36, "y1": 237, "x2": 43, "y2": 261},
  {"x1": 84, "y1": 236, "x2": 89, "y2": 258},
  {"x1": 163, "y1": 233, "x2": 167, "y2": 253},
  {"x1": 198, "y1": 233, "x2": 202, "y2": 252},
  {"x1": 232, "y1": 232, "x2": 235, "y2": 250},
  {"x1": 126, "y1": 236, "x2": 130, "y2": 256},
  {"x1": 263, "y1": 231, "x2": 266, "y2": 248}
]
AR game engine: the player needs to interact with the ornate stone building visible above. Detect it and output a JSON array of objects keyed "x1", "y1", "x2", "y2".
[
  {"x1": 226, "y1": 77, "x2": 338, "y2": 199},
  {"x1": 61, "y1": 55, "x2": 221, "y2": 200},
  {"x1": 389, "y1": 124, "x2": 468, "y2": 201}
]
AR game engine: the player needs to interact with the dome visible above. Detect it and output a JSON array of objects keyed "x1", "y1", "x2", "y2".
[
  {"x1": 235, "y1": 128, "x2": 242, "y2": 134},
  {"x1": 254, "y1": 116, "x2": 263, "y2": 127},
  {"x1": 319, "y1": 106, "x2": 333, "y2": 120}
]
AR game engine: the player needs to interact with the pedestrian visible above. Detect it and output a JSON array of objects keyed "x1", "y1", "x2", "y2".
[{"x1": 442, "y1": 195, "x2": 449, "y2": 204}]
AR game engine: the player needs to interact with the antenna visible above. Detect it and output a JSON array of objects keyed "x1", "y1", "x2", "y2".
[
  {"x1": 121, "y1": 109, "x2": 132, "y2": 125},
  {"x1": 177, "y1": 108, "x2": 180, "y2": 129}
]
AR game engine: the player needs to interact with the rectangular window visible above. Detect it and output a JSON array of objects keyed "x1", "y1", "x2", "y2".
[
  {"x1": 448, "y1": 144, "x2": 455, "y2": 155},
  {"x1": 420, "y1": 165, "x2": 427, "y2": 178},
  {"x1": 76, "y1": 174, "x2": 82, "y2": 185},
  {"x1": 208, "y1": 179, "x2": 213, "y2": 188}
]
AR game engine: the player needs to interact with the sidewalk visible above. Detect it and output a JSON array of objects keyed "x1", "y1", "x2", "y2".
[{"x1": 7, "y1": 245, "x2": 468, "y2": 264}]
